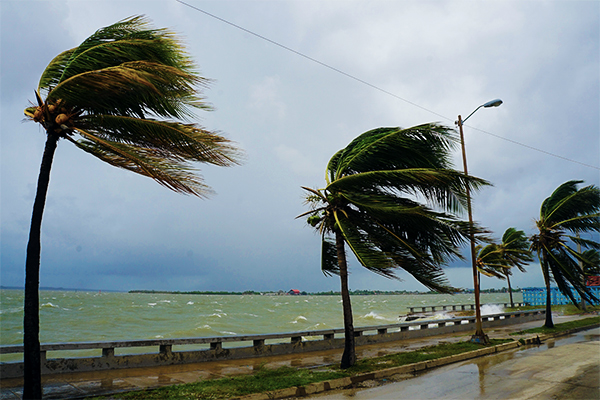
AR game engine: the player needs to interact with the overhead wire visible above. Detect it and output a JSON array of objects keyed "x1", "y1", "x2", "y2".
[{"x1": 175, "y1": 0, "x2": 599, "y2": 171}]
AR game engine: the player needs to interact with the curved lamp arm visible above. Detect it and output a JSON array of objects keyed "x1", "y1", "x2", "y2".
[{"x1": 461, "y1": 99, "x2": 503, "y2": 125}]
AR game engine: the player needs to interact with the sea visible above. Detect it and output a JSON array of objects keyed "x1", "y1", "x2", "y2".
[{"x1": 0, "y1": 289, "x2": 521, "y2": 362}]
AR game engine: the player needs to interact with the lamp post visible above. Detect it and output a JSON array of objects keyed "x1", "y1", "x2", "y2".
[{"x1": 456, "y1": 98, "x2": 502, "y2": 344}]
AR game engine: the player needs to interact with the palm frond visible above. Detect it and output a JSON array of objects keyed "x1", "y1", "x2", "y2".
[
  {"x1": 69, "y1": 128, "x2": 212, "y2": 197},
  {"x1": 39, "y1": 16, "x2": 196, "y2": 95},
  {"x1": 48, "y1": 61, "x2": 203, "y2": 119},
  {"x1": 78, "y1": 115, "x2": 239, "y2": 166},
  {"x1": 334, "y1": 211, "x2": 398, "y2": 279},
  {"x1": 321, "y1": 236, "x2": 340, "y2": 276},
  {"x1": 331, "y1": 124, "x2": 457, "y2": 180},
  {"x1": 328, "y1": 168, "x2": 489, "y2": 213}
]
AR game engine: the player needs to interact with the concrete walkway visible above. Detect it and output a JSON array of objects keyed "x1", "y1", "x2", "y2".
[
  {"x1": 306, "y1": 327, "x2": 600, "y2": 399},
  {"x1": 0, "y1": 314, "x2": 595, "y2": 399}
]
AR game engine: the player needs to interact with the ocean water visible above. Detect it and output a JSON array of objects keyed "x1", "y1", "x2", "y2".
[{"x1": 0, "y1": 289, "x2": 521, "y2": 361}]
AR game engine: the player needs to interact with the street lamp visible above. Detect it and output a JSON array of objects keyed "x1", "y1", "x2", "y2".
[{"x1": 456, "y1": 98, "x2": 502, "y2": 344}]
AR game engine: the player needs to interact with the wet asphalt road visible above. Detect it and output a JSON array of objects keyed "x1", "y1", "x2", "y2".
[{"x1": 307, "y1": 327, "x2": 600, "y2": 400}]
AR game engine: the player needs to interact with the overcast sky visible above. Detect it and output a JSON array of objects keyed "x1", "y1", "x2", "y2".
[{"x1": 1, "y1": 0, "x2": 598, "y2": 293}]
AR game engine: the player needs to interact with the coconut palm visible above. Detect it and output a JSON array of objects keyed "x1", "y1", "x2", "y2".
[
  {"x1": 530, "y1": 180, "x2": 600, "y2": 328},
  {"x1": 300, "y1": 124, "x2": 489, "y2": 368},
  {"x1": 22, "y1": 16, "x2": 241, "y2": 398},
  {"x1": 475, "y1": 228, "x2": 533, "y2": 307}
]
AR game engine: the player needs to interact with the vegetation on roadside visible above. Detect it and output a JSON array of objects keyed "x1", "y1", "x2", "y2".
[
  {"x1": 505, "y1": 304, "x2": 600, "y2": 315},
  {"x1": 91, "y1": 339, "x2": 510, "y2": 400},
  {"x1": 511, "y1": 315, "x2": 600, "y2": 336}
]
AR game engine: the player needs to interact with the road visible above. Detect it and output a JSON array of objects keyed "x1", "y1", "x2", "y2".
[{"x1": 307, "y1": 327, "x2": 600, "y2": 400}]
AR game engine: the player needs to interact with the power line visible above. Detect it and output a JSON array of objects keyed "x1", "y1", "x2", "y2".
[{"x1": 176, "y1": 0, "x2": 599, "y2": 171}]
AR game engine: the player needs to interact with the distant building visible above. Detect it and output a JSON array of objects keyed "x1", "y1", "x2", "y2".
[
  {"x1": 288, "y1": 289, "x2": 301, "y2": 295},
  {"x1": 586, "y1": 276, "x2": 600, "y2": 286},
  {"x1": 522, "y1": 280, "x2": 600, "y2": 306}
]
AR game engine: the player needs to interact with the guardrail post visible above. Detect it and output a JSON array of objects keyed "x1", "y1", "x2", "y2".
[
  {"x1": 159, "y1": 345, "x2": 172, "y2": 355},
  {"x1": 420, "y1": 324, "x2": 428, "y2": 330},
  {"x1": 291, "y1": 336, "x2": 302, "y2": 344},
  {"x1": 439, "y1": 322, "x2": 446, "y2": 327},
  {"x1": 210, "y1": 342, "x2": 222, "y2": 351},
  {"x1": 324, "y1": 333, "x2": 334, "y2": 340},
  {"x1": 253, "y1": 339, "x2": 265, "y2": 349},
  {"x1": 40, "y1": 350, "x2": 47, "y2": 363},
  {"x1": 377, "y1": 328, "x2": 387, "y2": 335},
  {"x1": 400, "y1": 326, "x2": 409, "y2": 332},
  {"x1": 102, "y1": 348, "x2": 114, "y2": 358}
]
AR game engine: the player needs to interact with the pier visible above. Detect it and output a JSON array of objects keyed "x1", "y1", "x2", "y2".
[{"x1": 0, "y1": 309, "x2": 544, "y2": 379}]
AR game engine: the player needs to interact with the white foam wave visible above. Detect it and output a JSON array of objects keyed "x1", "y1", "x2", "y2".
[
  {"x1": 481, "y1": 304, "x2": 504, "y2": 315},
  {"x1": 41, "y1": 302, "x2": 58, "y2": 308},
  {"x1": 187, "y1": 301, "x2": 194, "y2": 305},
  {"x1": 362, "y1": 311, "x2": 387, "y2": 320}
]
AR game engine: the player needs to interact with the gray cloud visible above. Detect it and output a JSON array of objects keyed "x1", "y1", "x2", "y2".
[{"x1": 1, "y1": 0, "x2": 598, "y2": 293}]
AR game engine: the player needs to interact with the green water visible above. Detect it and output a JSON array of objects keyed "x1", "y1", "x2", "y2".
[{"x1": 0, "y1": 289, "x2": 520, "y2": 361}]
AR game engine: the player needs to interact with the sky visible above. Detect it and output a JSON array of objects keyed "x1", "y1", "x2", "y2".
[{"x1": 1, "y1": 0, "x2": 598, "y2": 294}]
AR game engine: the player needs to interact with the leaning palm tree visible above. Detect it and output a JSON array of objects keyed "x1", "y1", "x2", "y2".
[
  {"x1": 530, "y1": 180, "x2": 600, "y2": 328},
  {"x1": 300, "y1": 124, "x2": 488, "y2": 368},
  {"x1": 476, "y1": 228, "x2": 533, "y2": 307},
  {"x1": 496, "y1": 228, "x2": 533, "y2": 307},
  {"x1": 22, "y1": 16, "x2": 241, "y2": 398}
]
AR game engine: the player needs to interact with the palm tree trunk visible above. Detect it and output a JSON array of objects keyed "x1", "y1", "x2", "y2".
[
  {"x1": 336, "y1": 231, "x2": 356, "y2": 369},
  {"x1": 506, "y1": 273, "x2": 514, "y2": 308},
  {"x1": 542, "y1": 261, "x2": 554, "y2": 329},
  {"x1": 23, "y1": 132, "x2": 59, "y2": 400}
]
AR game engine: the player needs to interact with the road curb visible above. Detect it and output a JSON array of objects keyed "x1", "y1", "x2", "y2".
[{"x1": 234, "y1": 323, "x2": 600, "y2": 400}]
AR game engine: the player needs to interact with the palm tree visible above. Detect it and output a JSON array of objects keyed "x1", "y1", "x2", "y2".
[
  {"x1": 22, "y1": 16, "x2": 241, "y2": 398},
  {"x1": 530, "y1": 180, "x2": 600, "y2": 328},
  {"x1": 475, "y1": 228, "x2": 533, "y2": 307},
  {"x1": 300, "y1": 124, "x2": 488, "y2": 368}
]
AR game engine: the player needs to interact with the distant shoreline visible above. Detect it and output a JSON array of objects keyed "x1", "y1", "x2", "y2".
[
  {"x1": 0, "y1": 286, "x2": 520, "y2": 295},
  {"x1": 128, "y1": 289, "x2": 520, "y2": 296}
]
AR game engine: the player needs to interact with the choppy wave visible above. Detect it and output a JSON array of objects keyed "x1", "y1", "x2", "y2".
[
  {"x1": 360, "y1": 311, "x2": 389, "y2": 321},
  {"x1": 291, "y1": 315, "x2": 308, "y2": 324},
  {"x1": 0, "y1": 290, "x2": 521, "y2": 348}
]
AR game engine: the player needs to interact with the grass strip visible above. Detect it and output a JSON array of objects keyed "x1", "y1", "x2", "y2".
[
  {"x1": 510, "y1": 315, "x2": 600, "y2": 336},
  {"x1": 96, "y1": 367, "x2": 349, "y2": 399},
  {"x1": 92, "y1": 339, "x2": 509, "y2": 400}
]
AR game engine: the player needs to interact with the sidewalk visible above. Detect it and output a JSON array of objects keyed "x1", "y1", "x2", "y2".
[{"x1": 0, "y1": 314, "x2": 592, "y2": 399}]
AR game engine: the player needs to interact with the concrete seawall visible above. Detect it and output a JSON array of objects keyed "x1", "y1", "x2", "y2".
[{"x1": 0, "y1": 309, "x2": 545, "y2": 379}]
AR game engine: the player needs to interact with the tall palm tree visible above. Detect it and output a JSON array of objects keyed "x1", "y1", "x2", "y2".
[
  {"x1": 475, "y1": 228, "x2": 533, "y2": 307},
  {"x1": 530, "y1": 180, "x2": 600, "y2": 328},
  {"x1": 22, "y1": 16, "x2": 241, "y2": 398},
  {"x1": 300, "y1": 124, "x2": 488, "y2": 368}
]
